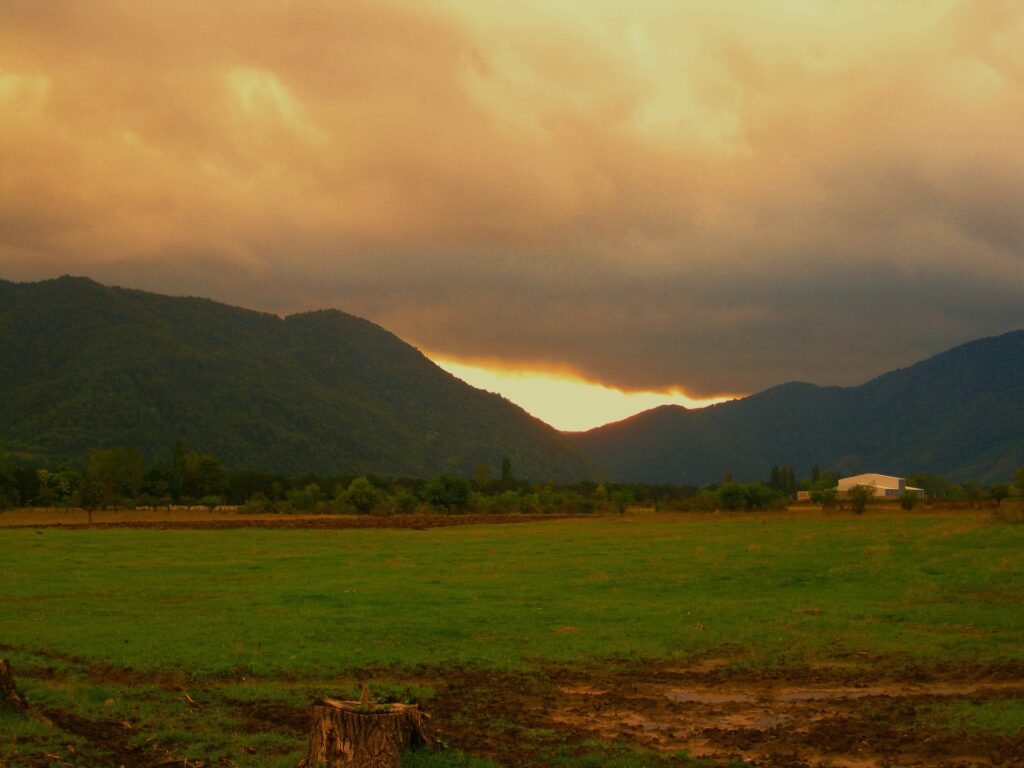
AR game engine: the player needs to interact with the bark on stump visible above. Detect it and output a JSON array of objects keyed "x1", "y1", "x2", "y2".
[
  {"x1": 0, "y1": 659, "x2": 29, "y2": 713},
  {"x1": 295, "y1": 697, "x2": 432, "y2": 768}
]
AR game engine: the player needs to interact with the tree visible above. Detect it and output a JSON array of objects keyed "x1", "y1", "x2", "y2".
[
  {"x1": 1014, "y1": 467, "x2": 1024, "y2": 498},
  {"x1": 908, "y1": 472, "x2": 950, "y2": 499},
  {"x1": 82, "y1": 447, "x2": 146, "y2": 508},
  {"x1": 423, "y1": 475, "x2": 471, "y2": 511},
  {"x1": 989, "y1": 484, "x2": 1010, "y2": 507},
  {"x1": 473, "y1": 464, "x2": 492, "y2": 489},
  {"x1": 813, "y1": 487, "x2": 838, "y2": 510},
  {"x1": 961, "y1": 481, "x2": 982, "y2": 508},
  {"x1": 0, "y1": 449, "x2": 18, "y2": 510},
  {"x1": 337, "y1": 476, "x2": 382, "y2": 514},
  {"x1": 500, "y1": 457, "x2": 513, "y2": 482},
  {"x1": 717, "y1": 482, "x2": 750, "y2": 511},
  {"x1": 171, "y1": 440, "x2": 187, "y2": 498},
  {"x1": 12, "y1": 467, "x2": 41, "y2": 507},
  {"x1": 180, "y1": 451, "x2": 227, "y2": 501},
  {"x1": 286, "y1": 483, "x2": 321, "y2": 512},
  {"x1": 846, "y1": 485, "x2": 873, "y2": 515},
  {"x1": 610, "y1": 489, "x2": 633, "y2": 514}
]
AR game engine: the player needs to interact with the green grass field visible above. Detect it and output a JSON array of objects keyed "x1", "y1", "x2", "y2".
[{"x1": 2, "y1": 511, "x2": 1023, "y2": 766}]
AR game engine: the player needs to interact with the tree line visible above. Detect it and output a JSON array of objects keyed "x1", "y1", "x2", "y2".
[{"x1": 2, "y1": 445, "x2": 1023, "y2": 515}]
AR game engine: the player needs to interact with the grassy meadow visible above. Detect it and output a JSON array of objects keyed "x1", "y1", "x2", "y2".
[{"x1": 2, "y1": 510, "x2": 1023, "y2": 766}]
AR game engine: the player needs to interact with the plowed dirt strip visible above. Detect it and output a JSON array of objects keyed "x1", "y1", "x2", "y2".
[{"x1": 3, "y1": 513, "x2": 580, "y2": 531}]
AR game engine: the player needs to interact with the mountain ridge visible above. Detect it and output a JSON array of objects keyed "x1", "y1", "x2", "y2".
[
  {"x1": 0, "y1": 276, "x2": 597, "y2": 480},
  {"x1": 568, "y1": 328, "x2": 1024, "y2": 484}
]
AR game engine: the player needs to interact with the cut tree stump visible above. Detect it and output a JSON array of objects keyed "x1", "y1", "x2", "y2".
[
  {"x1": 295, "y1": 691, "x2": 432, "y2": 768},
  {"x1": 0, "y1": 659, "x2": 29, "y2": 713}
]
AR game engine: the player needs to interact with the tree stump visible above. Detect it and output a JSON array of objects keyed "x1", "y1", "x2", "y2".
[
  {"x1": 295, "y1": 693, "x2": 432, "y2": 768},
  {"x1": 0, "y1": 659, "x2": 29, "y2": 713}
]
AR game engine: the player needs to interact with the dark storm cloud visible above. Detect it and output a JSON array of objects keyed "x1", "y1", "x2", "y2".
[{"x1": 2, "y1": 0, "x2": 1023, "y2": 396}]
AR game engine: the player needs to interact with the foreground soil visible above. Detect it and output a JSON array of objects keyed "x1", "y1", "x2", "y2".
[{"x1": 8, "y1": 650, "x2": 1023, "y2": 768}]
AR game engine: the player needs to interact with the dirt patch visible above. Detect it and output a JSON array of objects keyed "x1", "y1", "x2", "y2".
[
  {"x1": 5, "y1": 513, "x2": 581, "y2": 531},
  {"x1": 42, "y1": 708, "x2": 177, "y2": 768},
  {"x1": 546, "y1": 670, "x2": 1024, "y2": 767},
  {"x1": 227, "y1": 699, "x2": 311, "y2": 733}
]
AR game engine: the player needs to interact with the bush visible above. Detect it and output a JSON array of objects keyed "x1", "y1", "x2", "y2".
[
  {"x1": 383, "y1": 488, "x2": 419, "y2": 516},
  {"x1": 716, "y1": 482, "x2": 783, "y2": 511},
  {"x1": 243, "y1": 492, "x2": 275, "y2": 514},
  {"x1": 610, "y1": 490, "x2": 633, "y2": 514},
  {"x1": 423, "y1": 475, "x2": 471, "y2": 512},
  {"x1": 813, "y1": 487, "x2": 838, "y2": 510},
  {"x1": 846, "y1": 485, "x2": 873, "y2": 515},
  {"x1": 336, "y1": 476, "x2": 382, "y2": 514},
  {"x1": 899, "y1": 491, "x2": 918, "y2": 511},
  {"x1": 690, "y1": 490, "x2": 719, "y2": 511},
  {"x1": 286, "y1": 483, "x2": 321, "y2": 512},
  {"x1": 491, "y1": 490, "x2": 520, "y2": 514}
]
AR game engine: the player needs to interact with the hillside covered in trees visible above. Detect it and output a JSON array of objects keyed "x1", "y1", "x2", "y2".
[
  {"x1": 568, "y1": 330, "x2": 1024, "y2": 485},
  {"x1": 0, "y1": 276, "x2": 596, "y2": 481}
]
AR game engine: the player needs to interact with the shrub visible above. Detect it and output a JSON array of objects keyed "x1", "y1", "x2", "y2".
[
  {"x1": 336, "y1": 476, "x2": 382, "y2": 514},
  {"x1": 491, "y1": 490, "x2": 520, "y2": 514},
  {"x1": 243, "y1": 492, "x2": 275, "y2": 514},
  {"x1": 286, "y1": 483, "x2": 321, "y2": 512},
  {"x1": 690, "y1": 490, "x2": 719, "y2": 511},
  {"x1": 610, "y1": 489, "x2": 633, "y2": 514},
  {"x1": 423, "y1": 475, "x2": 471, "y2": 512},
  {"x1": 899, "y1": 491, "x2": 918, "y2": 511},
  {"x1": 846, "y1": 485, "x2": 873, "y2": 515},
  {"x1": 813, "y1": 487, "x2": 838, "y2": 510}
]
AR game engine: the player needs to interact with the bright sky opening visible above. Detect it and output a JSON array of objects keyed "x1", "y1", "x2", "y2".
[{"x1": 433, "y1": 357, "x2": 734, "y2": 432}]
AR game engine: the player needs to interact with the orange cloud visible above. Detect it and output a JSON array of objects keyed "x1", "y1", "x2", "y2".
[{"x1": 2, "y1": 1, "x2": 1023, "y2": 395}]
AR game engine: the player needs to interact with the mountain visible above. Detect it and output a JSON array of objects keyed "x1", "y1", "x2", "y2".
[
  {"x1": 0, "y1": 276, "x2": 596, "y2": 480},
  {"x1": 568, "y1": 330, "x2": 1024, "y2": 484}
]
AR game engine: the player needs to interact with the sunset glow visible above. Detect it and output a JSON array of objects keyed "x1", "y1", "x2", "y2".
[{"x1": 433, "y1": 357, "x2": 734, "y2": 432}]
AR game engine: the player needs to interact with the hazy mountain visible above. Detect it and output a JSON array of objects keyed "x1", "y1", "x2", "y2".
[
  {"x1": 568, "y1": 330, "x2": 1024, "y2": 484},
  {"x1": 0, "y1": 276, "x2": 596, "y2": 480}
]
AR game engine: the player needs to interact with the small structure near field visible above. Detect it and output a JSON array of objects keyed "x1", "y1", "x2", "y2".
[{"x1": 837, "y1": 473, "x2": 923, "y2": 498}]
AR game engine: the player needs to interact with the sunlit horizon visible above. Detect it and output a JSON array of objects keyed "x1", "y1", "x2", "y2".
[{"x1": 431, "y1": 356, "x2": 737, "y2": 432}]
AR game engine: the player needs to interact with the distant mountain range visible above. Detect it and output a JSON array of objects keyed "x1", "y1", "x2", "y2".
[
  {"x1": 2, "y1": 276, "x2": 1021, "y2": 485},
  {"x1": 567, "y1": 330, "x2": 1024, "y2": 484},
  {"x1": 0, "y1": 276, "x2": 596, "y2": 480}
]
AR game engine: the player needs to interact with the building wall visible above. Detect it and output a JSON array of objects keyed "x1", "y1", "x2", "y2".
[{"x1": 837, "y1": 473, "x2": 906, "y2": 495}]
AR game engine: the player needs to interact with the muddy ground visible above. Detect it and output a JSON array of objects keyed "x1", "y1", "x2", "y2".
[
  {"x1": 9, "y1": 649, "x2": 1023, "y2": 768},
  {"x1": 427, "y1": 661, "x2": 1024, "y2": 768},
  {"x1": 1, "y1": 512, "x2": 578, "y2": 531}
]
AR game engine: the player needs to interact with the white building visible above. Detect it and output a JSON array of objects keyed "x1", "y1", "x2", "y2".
[{"x1": 837, "y1": 473, "x2": 924, "y2": 498}]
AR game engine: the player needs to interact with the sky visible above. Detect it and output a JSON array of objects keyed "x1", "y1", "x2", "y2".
[{"x1": 2, "y1": 1, "x2": 1023, "y2": 429}]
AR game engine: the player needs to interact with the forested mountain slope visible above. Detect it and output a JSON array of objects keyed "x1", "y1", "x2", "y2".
[
  {"x1": 0, "y1": 277, "x2": 596, "y2": 480},
  {"x1": 568, "y1": 330, "x2": 1024, "y2": 484}
]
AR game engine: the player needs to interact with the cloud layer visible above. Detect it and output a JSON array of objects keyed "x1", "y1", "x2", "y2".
[{"x1": 3, "y1": 0, "x2": 1023, "y2": 395}]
